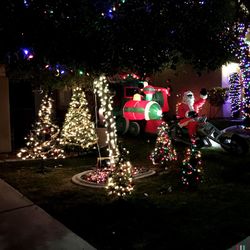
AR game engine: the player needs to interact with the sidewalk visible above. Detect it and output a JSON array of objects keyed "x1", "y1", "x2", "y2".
[{"x1": 0, "y1": 178, "x2": 96, "y2": 250}]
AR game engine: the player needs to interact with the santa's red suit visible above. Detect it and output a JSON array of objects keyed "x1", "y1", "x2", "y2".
[{"x1": 176, "y1": 89, "x2": 207, "y2": 139}]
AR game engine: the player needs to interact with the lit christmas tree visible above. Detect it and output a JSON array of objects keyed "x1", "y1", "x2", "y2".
[
  {"x1": 150, "y1": 122, "x2": 177, "y2": 168},
  {"x1": 181, "y1": 147, "x2": 203, "y2": 187},
  {"x1": 229, "y1": 72, "x2": 242, "y2": 118},
  {"x1": 17, "y1": 94, "x2": 65, "y2": 160},
  {"x1": 60, "y1": 86, "x2": 97, "y2": 150}
]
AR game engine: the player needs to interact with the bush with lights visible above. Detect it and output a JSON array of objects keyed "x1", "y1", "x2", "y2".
[
  {"x1": 17, "y1": 94, "x2": 65, "y2": 160},
  {"x1": 181, "y1": 147, "x2": 203, "y2": 188},
  {"x1": 208, "y1": 87, "x2": 228, "y2": 107},
  {"x1": 106, "y1": 146, "x2": 134, "y2": 197}
]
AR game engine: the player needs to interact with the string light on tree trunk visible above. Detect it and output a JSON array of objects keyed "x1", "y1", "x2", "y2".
[
  {"x1": 93, "y1": 75, "x2": 120, "y2": 164},
  {"x1": 93, "y1": 75, "x2": 134, "y2": 197},
  {"x1": 237, "y1": 23, "x2": 250, "y2": 125},
  {"x1": 229, "y1": 72, "x2": 242, "y2": 118}
]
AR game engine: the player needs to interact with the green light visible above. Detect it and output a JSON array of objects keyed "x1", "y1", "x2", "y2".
[
  {"x1": 148, "y1": 103, "x2": 162, "y2": 120},
  {"x1": 79, "y1": 70, "x2": 84, "y2": 75}
]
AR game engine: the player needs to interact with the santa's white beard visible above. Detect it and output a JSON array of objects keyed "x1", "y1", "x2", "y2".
[{"x1": 183, "y1": 97, "x2": 194, "y2": 110}]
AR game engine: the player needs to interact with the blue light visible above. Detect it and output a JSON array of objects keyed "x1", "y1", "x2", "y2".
[
  {"x1": 24, "y1": 0, "x2": 30, "y2": 8},
  {"x1": 23, "y1": 49, "x2": 29, "y2": 55}
]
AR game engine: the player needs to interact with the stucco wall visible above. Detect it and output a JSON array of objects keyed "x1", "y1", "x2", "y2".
[
  {"x1": 0, "y1": 65, "x2": 12, "y2": 153},
  {"x1": 151, "y1": 64, "x2": 222, "y2": 118}
]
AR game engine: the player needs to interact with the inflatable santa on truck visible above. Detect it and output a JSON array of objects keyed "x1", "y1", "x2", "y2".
[{"x1": 176, "y1": 88, "x2": 208, "y2": 141}]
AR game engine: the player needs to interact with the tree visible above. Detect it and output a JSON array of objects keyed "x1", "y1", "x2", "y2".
[
  {"x1": 150, "y1": 122, "x2": 177, "y2": 168},
  {"x1": 60, "y1": 86, "x2": 97, "y2": 150},
  {"x1": 17, "y1": 94, "x2": 65, "y2": 160},
  {"x1": 1, "y1": 0, "x2": 249, "y2": 78}
]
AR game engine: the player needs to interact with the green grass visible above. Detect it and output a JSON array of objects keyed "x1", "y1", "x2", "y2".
[{"x1": 0, "y1": 134, "x2": 250, "y2": 250}]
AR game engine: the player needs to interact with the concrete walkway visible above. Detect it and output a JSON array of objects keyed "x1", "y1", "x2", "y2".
[{"x1": 0, "y1": 178, "x2": 96, "y2": 250}]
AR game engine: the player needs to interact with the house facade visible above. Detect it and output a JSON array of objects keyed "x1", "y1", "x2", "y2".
[{"x1": 0, "y1": 64, "x2": 240, "y2": 153}]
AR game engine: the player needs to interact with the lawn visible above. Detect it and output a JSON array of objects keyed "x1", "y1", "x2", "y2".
[{"x1": 1, "y1": 126, "x2": 250, "y2": 250}]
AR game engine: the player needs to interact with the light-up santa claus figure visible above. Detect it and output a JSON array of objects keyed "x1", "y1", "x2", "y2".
[{"x1": 176, "y1": 88, "x2": 208, "y2": 142}]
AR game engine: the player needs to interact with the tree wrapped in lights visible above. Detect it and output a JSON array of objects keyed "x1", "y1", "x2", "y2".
[
  {"x1": 229, "y1": 72, "x2": 242, "y2": 118},
  {"x1": 150, "y1": 122, "x2": 177, "y2": 167},
  {"x1": 93, "y1": 75, "x2": 120, "y2": 165},
  {"x1": 17, "y1": 94, "x2": 65, "y2": 160},
  {"x1": 93, "y1": 75, "x2": 134, "y2": 197},
  {"x1": 60, "y1": 86, "x2": 97, "y2": 151},
  {"x1": 237, "y1": 23, "x2": 250, "y2": 125},
  {"x1": 181, "y1": 147, "x2": 203, "y2": 187}
]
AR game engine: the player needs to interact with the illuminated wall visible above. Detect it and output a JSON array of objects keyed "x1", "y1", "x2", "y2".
[{"x1": 151, "y1": 64, "x2": 221, "y2": 118}]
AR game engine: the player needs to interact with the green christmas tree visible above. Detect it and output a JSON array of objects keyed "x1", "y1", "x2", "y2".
[
  {"x1": 17, "y1": 94, "x2": 65, "y2": 160},
  {"x1": 150, "y1": 122, "x2": 177, "y2": 168},
  {"x1": 60, "y1": 86, "x2": 97, "y2": 150}
]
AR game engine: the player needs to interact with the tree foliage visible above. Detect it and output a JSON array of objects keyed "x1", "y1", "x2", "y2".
[{"x1": 1, "y1": 0, "x2": 249, "y2": 79}]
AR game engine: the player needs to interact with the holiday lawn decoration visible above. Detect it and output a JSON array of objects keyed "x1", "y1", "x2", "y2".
[
  {"x1": 102, "y1": 76, "x2": 170, "y2": 136},
  {"x1": 236, "y1": 23, "x2": 250, "y2": 125},
  {"x1": 229, "y1": 73, "x2": 241, "y2": 118},
  {"x1": 106, "y1": 160, "x2": 134, "y2": 197},
  {"x1": 93, "y1": 75, "x2": 120, "y2": 165},
  {"x1": 208, "y1": 87, "x2": 228, "y2": 107},
  {"x1": 72, "y1": 142, "x2": 155, "y2": 191},
  {"x1": 181, "y1": 147, "x2": 203, "y2": 188},
  {"x1": 71, "y1": 76, "x2": 157, "y2": 197},
  {"x1": 168, "y1": 115, "x2": 249, "y2": 155},
  {"x1": 176, "y1": 88, "x2": 207, "y2": 141},
  {"x1": 17, "y1": 94, "x2": 65, "y2": 160},
  {"x1": 93, "y1": 75, "x2": 134, "y2": 197},
  {"x1": 150, "y1": 122, "x2": 177, "y2": 167},
  {"x1": 60, "y1": 86, "x2": 97, "y2": 151}
]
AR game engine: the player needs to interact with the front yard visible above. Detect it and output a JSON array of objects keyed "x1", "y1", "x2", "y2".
[{"x1": 0, "y1": 125, "x2": 250, "y2": 250}]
